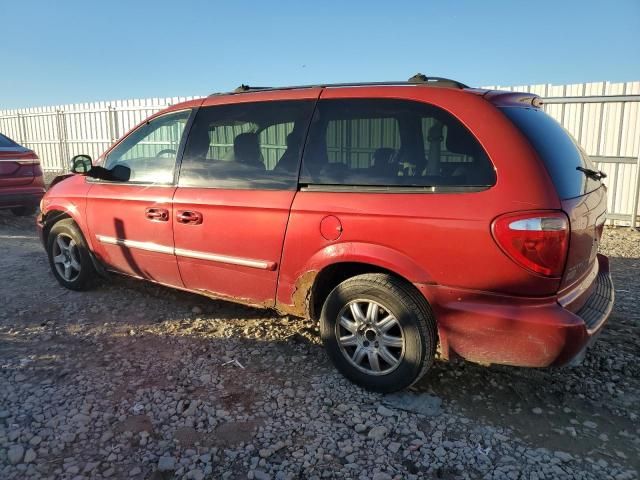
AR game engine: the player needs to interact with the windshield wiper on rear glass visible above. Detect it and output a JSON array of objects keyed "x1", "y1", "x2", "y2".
[{"x1": 576, "y1": 166, "x2": 607, "y2": 181}]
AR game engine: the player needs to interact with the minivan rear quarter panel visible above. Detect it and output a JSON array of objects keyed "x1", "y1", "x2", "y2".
[
  {"x1": 277, "y1": 86, "x2": 563, "y2": 303},
  {"x1": 276, "y1": 87, "x2": 576, "y2": 366}
]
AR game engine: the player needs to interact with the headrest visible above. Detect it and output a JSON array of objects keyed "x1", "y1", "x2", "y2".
[
  {"x1": 286, "y1": 132, "x2": 302, "y2": 148},
  {"x1": 234, "y1": 132, "x2": 258, "y2": 149},
  {"x1": 445, "y1": 123, "x2": 479, "y2": 156},
  {"x1": 234, "y1": 133, "x2": 260, "y2": 164},
  {"x1": 188, "y1": 129, "x2": 212, "y2": 158},
  {"x1": 372, "y1": 148, "x2": 395, "y2": 165}
]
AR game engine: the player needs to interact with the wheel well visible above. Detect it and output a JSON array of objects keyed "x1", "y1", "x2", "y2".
[
  {"x1": 42, "y1": 210, "x2": 72, "y2": 244},
  {"x1": 42, "y1": 211, "x2": 108, "y2": 277},
  {"x1": 309, "y1": 262, "x2": 416, "y2": 320}
]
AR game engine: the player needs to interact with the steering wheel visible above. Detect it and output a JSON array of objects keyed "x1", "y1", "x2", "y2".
[{"x1": 156, "y1": 149, "x2": 177, "y2": 158}]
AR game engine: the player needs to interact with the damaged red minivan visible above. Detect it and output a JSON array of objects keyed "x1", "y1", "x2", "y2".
[
  {"x1": 38, "y1": 76, "x2": 614, "y2": 392},
  {"x1": 0, "y1": 133, "x2": 44, "y2": 216}
]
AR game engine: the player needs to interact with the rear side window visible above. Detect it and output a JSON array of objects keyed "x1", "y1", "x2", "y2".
[
  {"x1": 301, "y1": 99, "x2": 495, "y2": 189},
  {"x1": 179, "y1": 100, "x2": 315, "y2": 190},
  {"x1": 500, "y1": 107, "x2": 601, "y2": 199}
]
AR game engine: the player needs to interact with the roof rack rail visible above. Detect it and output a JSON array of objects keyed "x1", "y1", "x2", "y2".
[
  {"x1": 407, "y1": 73, "x2": 469, "y2": 89},
  {"x1": 233, "y1": 84, "x2": 272, "y2": 93},
  {"x1": 208, "y1": 74, "x2": 469, "y2": 97}
]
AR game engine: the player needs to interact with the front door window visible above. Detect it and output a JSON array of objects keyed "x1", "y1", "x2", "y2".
[{"x1": 104, "y1": 110, "x2": 191, "y2": 184}]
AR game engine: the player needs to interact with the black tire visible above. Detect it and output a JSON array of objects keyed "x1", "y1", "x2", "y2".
[
  {"x1": 46, "y1": 219, "x2": 97, "y2": 291},
  {"x1": 11, "y1": 205, "x2": 37, "y2": 216},
  {"x1": 320, "y1": 273, "x2": 437, "y2": 393}
]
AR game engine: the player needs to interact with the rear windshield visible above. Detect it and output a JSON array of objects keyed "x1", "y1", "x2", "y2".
[
  {"x1": 0, "y1": 133, "x2": 20, "y2": 148},
  {"x1": 500, "y1": 107, "x2": 601, "y2": 199}
]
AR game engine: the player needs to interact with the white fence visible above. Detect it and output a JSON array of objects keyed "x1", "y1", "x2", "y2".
[
  {"x1": 0, "y1": 96, "x2": 200, "y2": 172},
  {"x1": 484, "y1": 81, "x2": 640, "y2": 227},
  {"x1": 1, "y1": 82, "x2": 639, "y2": 227}
]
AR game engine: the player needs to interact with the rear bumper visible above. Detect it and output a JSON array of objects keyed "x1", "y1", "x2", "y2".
[
  {"x1": 564, "y1": 255, "x2": 614, "y2": 366},
  {"x1": 0, "y1": 188, "x2": 45, "y2": 209},
  {"x1": 416, "y1": 254, "x2": 614, "y2": 368}
]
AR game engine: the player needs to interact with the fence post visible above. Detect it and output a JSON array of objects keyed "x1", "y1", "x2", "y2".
[
  {"x1": 56, "y1": 110, "x2": 68, "y2": 171},
  {"x1": 107, "y1": 106, "x2": 115, "y2": 143},
  {"x1": 632, "y1": 151, "x2": 640, "y2": 231},
  {"x1": 16, "y1": 113, "x2": 26, "y2": 144},
  {"x1": 113, "y1": 106, "x2": 120, "y2": 141},
  {"x1": 107, "y1": 105, "x2": 120, "y2": 143}
]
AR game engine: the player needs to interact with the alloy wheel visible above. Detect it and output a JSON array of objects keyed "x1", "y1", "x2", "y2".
[
  {"x1": 335, "y1": 299, "x2": 405, "y2": 375},
  {"x1": 52, "y1": 233, "x2": 81, "y2": 282}
]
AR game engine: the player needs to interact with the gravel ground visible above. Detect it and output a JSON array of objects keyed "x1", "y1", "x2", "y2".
[{"x1": 0, "y1": 212, "x2": 638, "y2": 480}]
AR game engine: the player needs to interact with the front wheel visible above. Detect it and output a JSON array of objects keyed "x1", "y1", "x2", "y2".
[
  {"x1": 320, "y1": 273, "x2": 437, "y2": 393},
  {"x1": 46, "y1": 219, "x2": 97, "y2": 291}
]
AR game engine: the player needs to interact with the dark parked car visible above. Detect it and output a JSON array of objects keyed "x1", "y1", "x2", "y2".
[
  {"x1": 0, "y1": 133, "x2": 44, "y2": 216},
  {"x1": 37, "y1": 76, "x2": 614, "y2": 392}
]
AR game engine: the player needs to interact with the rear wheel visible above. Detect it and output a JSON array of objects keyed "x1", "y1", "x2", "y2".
[
  {"x1": 11, "y1": 205, "x2": 37, "y2": 216},
  {"x1": 320, "y1": 273, "x2": 436, "y2": 392},
  {"x1": 46, "y1": 219, "x2": 97, "y2": 291}
]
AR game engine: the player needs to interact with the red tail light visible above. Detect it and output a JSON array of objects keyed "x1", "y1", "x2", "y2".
[{"x1": 492, "y1": 211, "x2": 569, "y2": 277}]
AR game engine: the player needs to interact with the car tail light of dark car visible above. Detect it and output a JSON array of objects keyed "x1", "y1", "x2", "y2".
[
  {"x1": 17, "y1": 157, "x2": 42, "y2": 173},
  {"x1": 492, "y1": 211, "x2": 570, "y2": 278}
]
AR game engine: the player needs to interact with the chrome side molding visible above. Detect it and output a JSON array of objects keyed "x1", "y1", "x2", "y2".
[
  {"x1": 174, "y1": 248, "x2": 275, "y2": 270},
  {"x1": 96, "y1": 235, "x2": 174, "y2": 255},
  {"x1": 96, "y1": 234, "x2": 275, "y2": 270}
]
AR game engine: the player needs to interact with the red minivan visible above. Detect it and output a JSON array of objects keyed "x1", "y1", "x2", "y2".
[
  {"x1": 38, "y1": 77, "x2": 614, "y2": 392},
  {"x1": 0, "y1": 133, "x2": 45, "y2": 216}
]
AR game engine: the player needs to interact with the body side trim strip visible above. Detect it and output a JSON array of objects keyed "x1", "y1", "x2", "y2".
[
  {"x1": 96, "y1": 235, "x2": 174, "y2": 255},
  {"x1": 174, "y1": 248, "x2": 276, "y2": 270},
  {"x1": 95, "y1": 234, "x2": 275, "y2": 270}
]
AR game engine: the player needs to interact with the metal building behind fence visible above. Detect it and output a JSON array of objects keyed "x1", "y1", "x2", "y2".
[{"x1": 0, "y1": 81, "x2": 639, "y2": 226}]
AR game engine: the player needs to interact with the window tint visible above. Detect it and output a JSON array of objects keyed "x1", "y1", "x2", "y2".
[
  {"x1": 501, "y1": 107, "x2": 601, "y2": 199},
  {"x1": 105, "y1": 110, "x2": 191, "y2": 184},
  {"x1": 179, "y1": 100, "x2": 315, "y2": 189},
  {"x1": 0, "y1": 133, "x2": 20, "y2": 148},
  {"x1": 301, "y1": 99, "x2": 495, "y2": 188}
]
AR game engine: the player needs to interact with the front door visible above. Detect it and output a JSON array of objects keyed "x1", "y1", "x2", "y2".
[
  {"x1": 86, "y1": 109, "x2": 192, "y2": 286},
  {"x1": 173, "y1": 95, "x2": 318, "y2": 305}
]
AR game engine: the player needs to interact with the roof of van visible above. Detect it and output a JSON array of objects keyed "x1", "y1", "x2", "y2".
[
  {"x1": 164, "y1": 75, "x2": 543, "y2": 112},
  {"x1": 208, "y1": 75, "x2": 469, "y2": 96}
]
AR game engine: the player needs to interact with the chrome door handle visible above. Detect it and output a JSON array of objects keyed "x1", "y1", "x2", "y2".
[
  {"x1": 145, "y1": 207, "x2": 169, "y2": 221},
  {"x1": 176, "y1": 210, "x2": 203, "y2": 225}
]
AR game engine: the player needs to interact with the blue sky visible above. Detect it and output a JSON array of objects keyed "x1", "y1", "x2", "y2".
[{"x1": 1, "y1": 0, "x2": 638, "y2": 109}]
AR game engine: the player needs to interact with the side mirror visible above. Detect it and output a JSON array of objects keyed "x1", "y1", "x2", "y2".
[
  {"x1": 70, "y1": 154, "x2": 92, "y2": 174},
  {"x1": 109, "y1": 164, "x2": 131, "y2": 182}
]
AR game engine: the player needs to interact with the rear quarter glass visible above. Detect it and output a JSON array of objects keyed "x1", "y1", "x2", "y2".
[
  {"x1": 0, "y1": 133, "x2": 23, "y2": 149},
  {"x1": 500, "y1": 107, "x2": 601, "y2": 200},
  {"x1": 0, "y1": 133, "x2": 30, "y2": 155}
]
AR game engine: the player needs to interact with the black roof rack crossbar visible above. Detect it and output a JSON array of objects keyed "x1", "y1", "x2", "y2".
[
  {"x1": 209, "y1": 74, "x2": 469, "y2": 97},
  {"x1": 407, "y1": 73, "x2": 469, "y2": 89},
  {"x1": 233, "y1": 84, "x2": 272, "y2": 93}
]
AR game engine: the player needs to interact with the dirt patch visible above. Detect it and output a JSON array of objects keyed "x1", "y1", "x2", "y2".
[
  {"x1": 115, "y1": 415, "x2": 154, "y2": 434},
  {"x1": 209, "y1": 420, "x2": 263, "y2": 448},
  {"x1": 173, "y1": 426, "x2": 204, "y2": 447}
]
